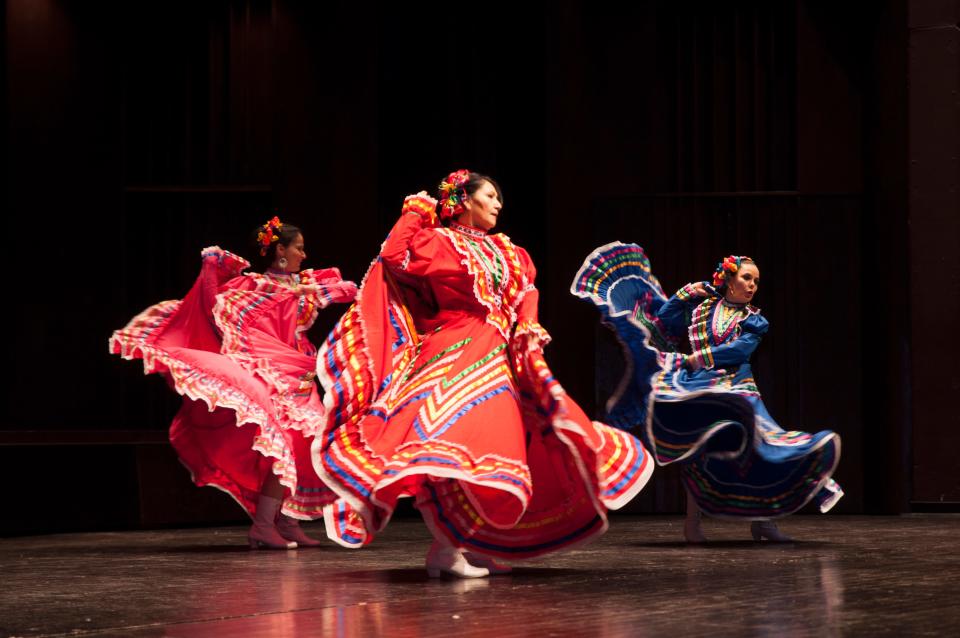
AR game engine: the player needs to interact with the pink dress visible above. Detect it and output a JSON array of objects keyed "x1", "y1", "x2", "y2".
[{"x1": 110, "y1": 246, "x2": 356, "y2": 518}]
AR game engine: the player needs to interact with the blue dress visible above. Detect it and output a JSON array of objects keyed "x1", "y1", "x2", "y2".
[{"x1": 571, "y1": 242, "x2": 843, "y2": 518}]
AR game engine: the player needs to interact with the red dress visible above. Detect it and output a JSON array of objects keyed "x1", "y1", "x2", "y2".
[
  {"x1": 313, "y1": 211, "x2": 654, "y2": 559},
  {"x1": 110, "y1": 246, "x2": 356, "y2": 518}
]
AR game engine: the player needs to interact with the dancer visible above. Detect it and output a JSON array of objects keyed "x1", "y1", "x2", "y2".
[
  {"x1": 110, "y1": 216, "x2": 357, "y2": 548},
  {"x1": 312, "y1": 171, "x2": 654, "y2": 577},
  {"x1": 572, "y1": 244, "x2": 842, "y2": 542}
]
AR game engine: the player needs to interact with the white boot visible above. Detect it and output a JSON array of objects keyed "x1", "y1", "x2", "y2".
[
  {"x1": 248, "y1": 495, "x2": 297, "y2": 549},
  {"x1": 750, "y1": 520, "x2": 793, "y2": 542},
  {"x1": 464, "y1": 552, "x2": 512, "y2": 575},
  {"x1": 276, "y1": 515, "x2": 323, "y2": 547},
  {"x1": 426, "y1": 540, "x2": 489, "y2": 579}
]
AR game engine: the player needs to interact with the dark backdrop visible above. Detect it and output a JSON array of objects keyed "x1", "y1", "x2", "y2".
[{"x1": 4, "y1": 0, "x2": 958, "y2": 535}]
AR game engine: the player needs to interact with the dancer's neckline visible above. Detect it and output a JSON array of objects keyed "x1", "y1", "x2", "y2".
[{"x1": 449, "y1": 221, "x2": 487, "y2": 238}]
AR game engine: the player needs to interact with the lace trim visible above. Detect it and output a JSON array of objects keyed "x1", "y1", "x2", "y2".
[
  {"x1": 512, "y1": 319, "x2": 552, "y2": 354},
  {"x1": 208, "y1": 275, "x2": 326, "y2": 435},
  {"x1": 444, "y1": 229, "x2": 510, "y2": 340},
  {"x1": 200, "y1": 245, "x2": 250, "y2": 274},
  {"x1": 687, "y1": 296, "x2": 762, "y2": 369},
  {"x1": 449, "y1": 220, "x2": 487, "y2": 238},
  {"x1": 109, "y1": 305, "x2": 299, "y2": 492}
]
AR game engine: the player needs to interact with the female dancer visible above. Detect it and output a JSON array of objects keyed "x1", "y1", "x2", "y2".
[
  {"x1": 572, "y1": 244, "x2": 842, "y2": 542},
  {"x1": 312, "y1": 171, "x2": 654, "y2": 577},
  {"x1": 110, "y1": 217, "x2": 357, "y2": 548}
]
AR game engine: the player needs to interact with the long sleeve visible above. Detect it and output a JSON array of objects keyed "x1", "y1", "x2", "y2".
[
  {"x1": 691, "y1": 313, "x2": 769, "y2": 369},
  {"x1": 510, "y1": 247, "x2": 551, "y2": 354},
  {"x1": 657, "y1": 283, "x2": 709, "y2": 339},
  {"x1": 300, "y1": 268, "x2": 358, "y2": 307},
  {"x1": 307, "y1": 266, "x2": 346, "y2": 285},
  {"x1": 199, "y1": 246, "x2": 250, "y2": 318},
  {"x1": 508, "y1": 248, "x2": 560, "y2": 420},
  {"x1": 380, "y1": 193, "x2": 442, "y2": 278}
]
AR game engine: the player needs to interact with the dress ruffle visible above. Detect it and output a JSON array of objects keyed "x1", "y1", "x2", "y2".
[
  {"x1": 313, "y1": 221, "x2": 653, "y2": 559},
  {"x1": 110, "y1": 246, "x2": 351, "y2": 518},
  {"x1": 572, "y1": 242, "x2": 843, "y2": 519}
]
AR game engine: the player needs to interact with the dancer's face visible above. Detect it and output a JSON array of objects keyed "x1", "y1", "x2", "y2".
[
  {"x1": 460, "y1": 180, "x2": 502, "y2": 231},
  {"x1": 725, "y1": 262, "x2": 759, "y2": 304},
  {"x1": 276, "y1": 233, "x2": 306, "y2": 272}
]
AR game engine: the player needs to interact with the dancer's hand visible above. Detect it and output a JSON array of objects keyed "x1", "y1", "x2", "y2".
[
  {"x1": 685, "y1": 355, "x2": 703, "y2": 371},
  {"x1": 335, "y1": 281, "x2": 359, "y2": 302},
  {"x1": 688, "y1": 282, "x2": 709, "y2": 297},
  {"x1": 297, "y1": 284, "x2": 321, "y2": 296},
  {"x1": 402, "y1": 191, "x2": 438, "y2": 221}
]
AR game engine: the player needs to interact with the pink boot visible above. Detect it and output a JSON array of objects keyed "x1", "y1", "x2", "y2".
[
  {"x1": 276, "y1": 516, "x2": 323, "y2": 547},
  {"x1": 248, "y1": 494, "x2": 297, "y2": 549}
]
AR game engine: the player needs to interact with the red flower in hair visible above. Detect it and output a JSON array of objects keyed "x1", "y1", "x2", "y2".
[
  {"x1": 257, "y1": 215, "x2": 284, "y2": 255},
  {"x1": 438, "y1": 169, "x2": 471, "y2": 220},
  {"x1": 712, "y1": 255, "x2": 750, "y2": 287}
]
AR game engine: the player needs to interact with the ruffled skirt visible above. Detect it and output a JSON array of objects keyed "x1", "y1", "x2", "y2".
[
  {"x1": 312, "y1": 261, "x2": 654, "y2": 558},
  {"x1": 110, "y1": 277, "x2": 335, "y2": 518},
  {"x1": 571, "y1": 242, "x2": 843, "y2": 518}
]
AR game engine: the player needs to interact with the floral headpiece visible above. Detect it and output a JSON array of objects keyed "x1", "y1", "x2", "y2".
[
  {"x1": 257, "y1": 216, "x2": 283, "y2": 256},
  {"x1": 438, "y1": 169, "x2": 471, "y2": 220},
  {"x1": 712, "y1": 255, "x2": 752, "y2": 287}
]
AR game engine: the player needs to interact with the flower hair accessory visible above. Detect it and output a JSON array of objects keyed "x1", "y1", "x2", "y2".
[
  {"x1": 257, "y1": 215, "x2": 283, "y2": 256},
  {"x1": 712, "y1": 255, "x2": 751, "y2": 287},
  {"x1": 438, "y1": 169, "x2": 471, "y2": 220}
]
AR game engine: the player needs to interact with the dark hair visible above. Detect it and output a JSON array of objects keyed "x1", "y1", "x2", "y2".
[
  {"x1": 463, "y1": 172, "x2": 503, "y2": 203},
  {"x1": 712, "y1": 256, "x2": 757, "y2": 293},
  {"x1": 250, "y1": 221, "x2": 302, "y2": 270},
  {"x1": 438, "y1": 171, "x2": 504, "y2": 225}
]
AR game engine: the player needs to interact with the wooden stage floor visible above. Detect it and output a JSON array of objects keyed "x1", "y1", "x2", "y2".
[{"x1": 2, "y1": 515, "x2": 957, "y2": 637}]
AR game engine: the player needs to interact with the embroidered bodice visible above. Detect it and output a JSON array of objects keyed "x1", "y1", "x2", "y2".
[
  {"x1": 657, "y1": 282, "x2": 769, "y2": 370},
  {"x1": 380, "y1": 212, "x2": 543, "y2": 344}
]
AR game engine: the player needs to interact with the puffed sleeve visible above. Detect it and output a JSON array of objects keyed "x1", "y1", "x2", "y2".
[
  {"x1": 690, "y1": 312, "x2": 769, "y2": 369},
  {"x1": 199, "y1": 246, "x2": 250, "y2": 315},
  {"x1": 510, "y1": 247, "x2": 552, "y2": 355},
  {"x1": 656, "y1": 282, "x2": 710, "y2": 339},
  {"x1": 508, "y1": 248, "x2": 563, "y2": 420},
  {"x1": 380, "y1": 193, "x2": 447, "y2": 278},
  {"x1": 299, "y1": 268, "x2": 358, "y2": 307},
  {"x1": 306, "y1": 267, "x2": 345, "y2": 285}
]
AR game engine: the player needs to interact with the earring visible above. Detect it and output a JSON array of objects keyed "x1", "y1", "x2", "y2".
[{"x1": 278, "y1": 257, "x2": 288, "y2": 270}]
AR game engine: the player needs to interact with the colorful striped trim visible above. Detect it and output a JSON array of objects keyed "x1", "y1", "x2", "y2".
[
  {"x1": 109, "y1": 302, "x2": 302, "y2": 516},
  {"x1": 569, "y1": 242, "x2": 665, "y2": 304},
  {"x1": 442, "y1": 229, "x2": 529, "y2": 341},
  {"x1": 682, "y1": 432, "x2": 841, "y2": 519}
]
